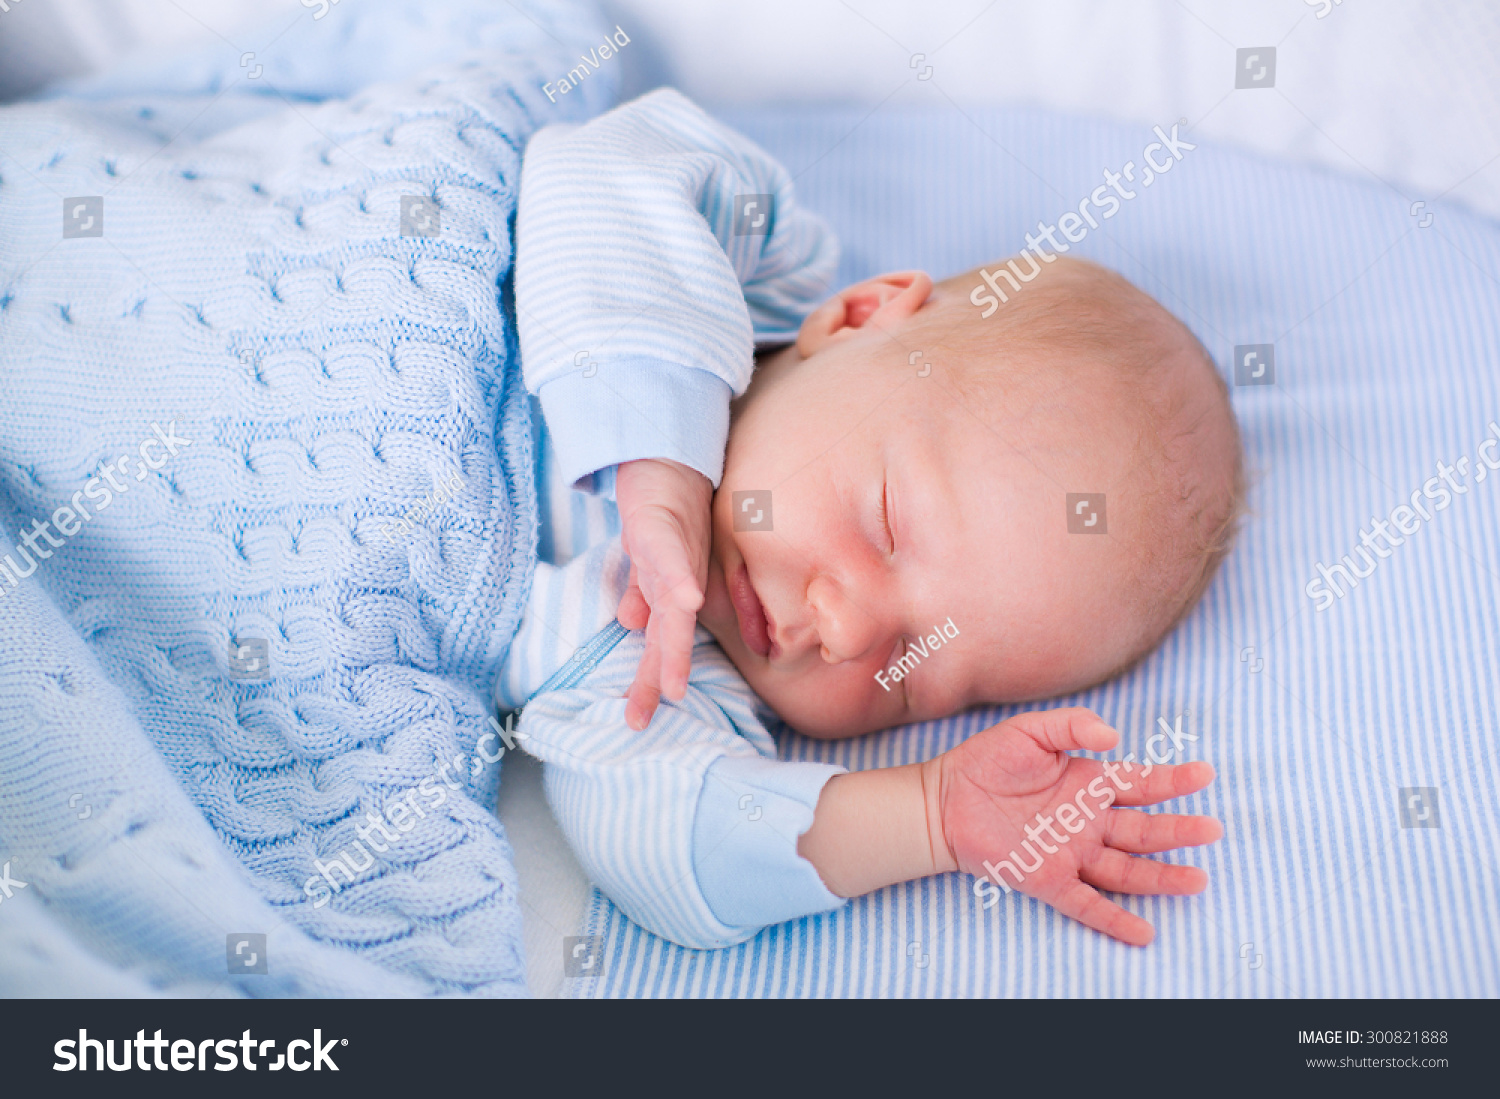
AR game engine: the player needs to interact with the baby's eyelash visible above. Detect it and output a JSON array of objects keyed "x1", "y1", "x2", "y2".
[{"x1": 877, "y1": 482, "x2": 894, "y2": 551}]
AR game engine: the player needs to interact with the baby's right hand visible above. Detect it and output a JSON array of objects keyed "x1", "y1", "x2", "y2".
[
  {"x1": 614, "y1": 457, "x2": 714, "y2": 730},
  {"x1": 933, "y1": 707, "x2": 1222, "y2": 945}
]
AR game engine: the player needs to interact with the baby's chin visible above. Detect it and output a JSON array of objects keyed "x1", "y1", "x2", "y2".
[
  {"x1": 731, "y1": 664, "x2": 900, "y2": 739},
  {"x1": 755, "y1": 689, "x2": 876, "y2": 739}
]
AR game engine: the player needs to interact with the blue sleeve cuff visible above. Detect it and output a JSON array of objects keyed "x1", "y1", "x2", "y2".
[
  {"x1": 692, "y1": 755, "x2": 848, "y2": 929},
  {"x1": 536, "y1": 358, "x2": 733, "y2": 490}
]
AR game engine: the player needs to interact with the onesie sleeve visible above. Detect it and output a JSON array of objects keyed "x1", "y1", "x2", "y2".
[
  {"x1": 514, "y1": 87, "x2": 839, "y2": 494},
  {"x1": 514, "y1": 632, "x2": 847, "y2": 950}
]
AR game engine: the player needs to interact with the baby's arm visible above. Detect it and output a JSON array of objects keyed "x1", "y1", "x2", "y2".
[
  {"x1": 798, "y1": 708, "x2": 1221, "y2": 945},
  {"x1": 515, "y1": 640, "x2": 848, "y2": 950}
]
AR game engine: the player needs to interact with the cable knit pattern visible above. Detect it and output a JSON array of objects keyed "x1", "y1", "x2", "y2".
[{"x1": 0, "y1": 0, "x2": 615, "y2": 996}]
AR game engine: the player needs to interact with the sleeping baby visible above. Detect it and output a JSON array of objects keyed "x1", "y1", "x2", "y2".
[{"x1": 502, "y1": 88, "x2": 1243, "y2": 949}]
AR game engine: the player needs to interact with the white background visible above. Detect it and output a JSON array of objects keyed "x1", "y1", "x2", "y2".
[{"x1": 3, "y1": 0, "x2": 1497, "y2": 220}]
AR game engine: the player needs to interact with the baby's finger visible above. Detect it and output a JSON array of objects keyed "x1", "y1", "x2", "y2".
[
  {"x1": 1082, "y1": 848, "x2": 1208, "y2": 896},
  {"x1": 1108, "y1": 760, "x2": 1216, "y2": 806},
  {"x1": 1104, "y1": 809, "x2": 1224, "y2": 854},
  {"x1": 631, "y1": 519, "x2": 704, "y2": 615},
  {"x1": 1047, "y1": 879, "x2": 1154, "y2": 946},
  {"x1": 1010, "y1": 707, "x2": 1118, "y2": 756},
  {"x1": 648, "y1": 597, "x2": 697, "y2": 702},
  {"x1": 625, "y1": 638, "x2": 663, "y2": 731},
  {"x1": 616, "y1": 567, "x2": 650, "y2": 631}
]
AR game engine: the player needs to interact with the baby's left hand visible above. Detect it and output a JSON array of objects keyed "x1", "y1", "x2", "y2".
[
  {"x1": 936, "y1": 707, "x2": 1222, "y2": 945},
  {"x1": 614, "y1": 457, "x2": 714, "y2": 730}
]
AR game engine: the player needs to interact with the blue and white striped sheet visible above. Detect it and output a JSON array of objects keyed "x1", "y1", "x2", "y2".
[{"x1": 567, "y1": 103, "x2": 1500, "y2": 998}]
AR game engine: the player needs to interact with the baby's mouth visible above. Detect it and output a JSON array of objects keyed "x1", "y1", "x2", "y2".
[{"x1": 728, "y1": 561, "x2": 776, "y2": 659}]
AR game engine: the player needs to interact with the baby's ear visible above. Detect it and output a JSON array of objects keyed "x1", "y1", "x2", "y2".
[{"x1": 796, "y1": 271, "x2": 933, "y2": 357}]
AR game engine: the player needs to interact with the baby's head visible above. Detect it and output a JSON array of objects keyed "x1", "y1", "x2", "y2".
[{"x1": 697, "y1": 256, "x2": 1244, "y2": 738}]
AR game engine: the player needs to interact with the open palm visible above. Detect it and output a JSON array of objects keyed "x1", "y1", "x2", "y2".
[{"x1": 939, "y1": 707, "x2": 1221, "y2": 945}]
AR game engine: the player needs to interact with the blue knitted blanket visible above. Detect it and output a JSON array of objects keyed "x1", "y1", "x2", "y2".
[{"x1": 0, "y1": 0, "x2": 613, "y2": 996}]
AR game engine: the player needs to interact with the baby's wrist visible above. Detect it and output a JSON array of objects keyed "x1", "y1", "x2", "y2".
[
  {"x1": 922, "y1": 753, "x2": 960, "y2": 878},
  {"x1": 799, "y1": 760, "x2": 956, "y2": 897}
]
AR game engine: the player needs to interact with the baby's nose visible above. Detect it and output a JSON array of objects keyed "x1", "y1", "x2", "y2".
[{"x1": 808, "y1": 576, "x2": 882, "y2": 663}]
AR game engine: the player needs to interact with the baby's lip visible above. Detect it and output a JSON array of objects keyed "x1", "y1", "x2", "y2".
[{"x1": 728, "y1": 561, "x2": 777, "y2": 659}]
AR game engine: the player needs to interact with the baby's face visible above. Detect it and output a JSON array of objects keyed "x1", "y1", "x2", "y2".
[{"x1": 696, "y1": 275, "x2": 1151, "y2": 738}]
